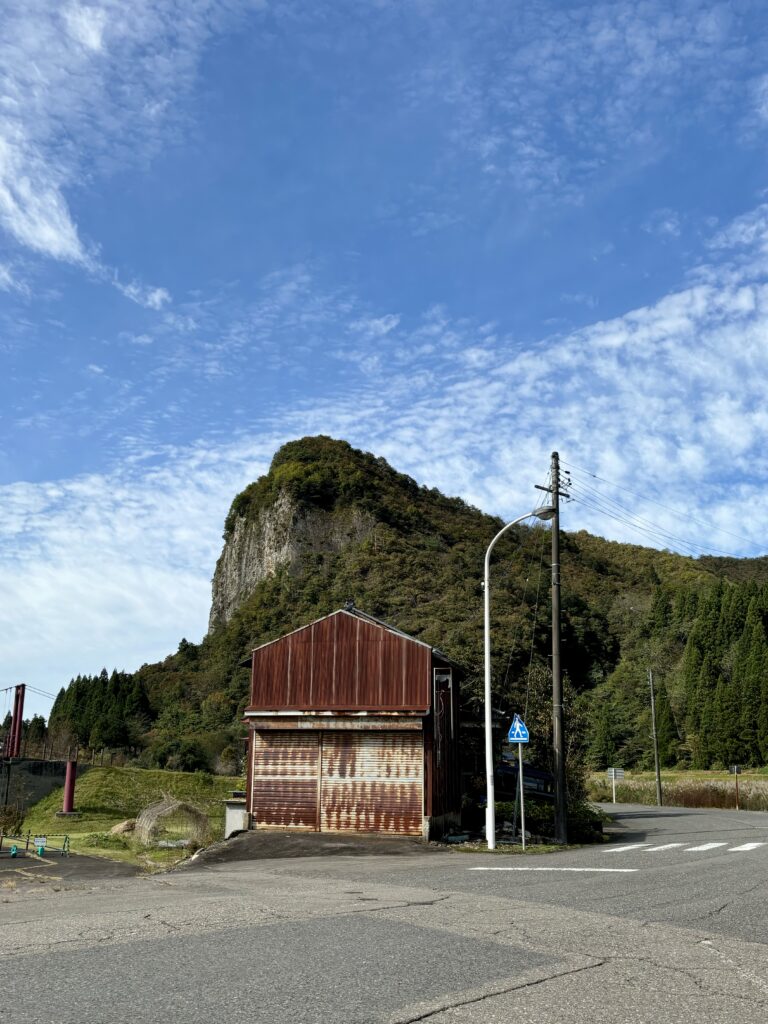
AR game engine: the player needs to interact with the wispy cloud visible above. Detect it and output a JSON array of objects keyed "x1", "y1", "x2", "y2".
[
  {"x1": 0, "y1": 1, "x2": 258, "y2": 301},
  {"x1": 0, "y1": 435, "x2": 278, "y2": 708},
  {"x1": 0, "y1": 262, "x2": 29, "y2": 295},
  {"x1": 643, "y1": 209, "x2": 682, "y2": 239},
  {"x1": 114, "y1": 280, "x2": 172, "y2": 310},
  {"x1": 406, "y1": 1, "x2": 758, "y2": 200}
]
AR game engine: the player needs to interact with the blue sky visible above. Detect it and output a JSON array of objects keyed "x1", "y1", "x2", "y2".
[{"x1": 3, "y1": 0, "x2": 768, "y2": 719}]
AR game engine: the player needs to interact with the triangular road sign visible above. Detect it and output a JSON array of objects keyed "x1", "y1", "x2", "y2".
[{"x1": 507, "y1": 714, "x2": 529, "y2": 743}]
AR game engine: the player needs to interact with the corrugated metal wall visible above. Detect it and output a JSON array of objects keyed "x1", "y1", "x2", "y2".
[
  {"x1": 320, "y1": 732, "x2": 423, "y2": 835},
  {"x1": 250, "y1": 730, "x2": 424, "y2": 836},
  {"x1": 249, "y1": 611, "x2": 431, "y2": 711},
  {"x1": 251, "y1": 732, "x2": 320, "y2": 829}
]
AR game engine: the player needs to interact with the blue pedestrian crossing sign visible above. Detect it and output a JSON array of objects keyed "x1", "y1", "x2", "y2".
[{"x1": 507, "y1": 714, "x2": 529, "y2": 743}]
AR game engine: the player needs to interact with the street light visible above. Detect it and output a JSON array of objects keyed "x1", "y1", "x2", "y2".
[{"x1": 484, "y1": 505, "x2": 556, "y2": 850}]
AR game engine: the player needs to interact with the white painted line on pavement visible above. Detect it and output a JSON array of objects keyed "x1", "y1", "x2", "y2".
[
  {"x1": 685, "y1": 842, "x2": 728, "y2": 852},
  {"x1": 605, "y1": 844, "x2": 649, "y2": 853},
  {"x1": 468, "y1": 867, "x2": 639, "y2": 873},
  {"x1": 728, "y1": 842, "x2": 766, "y2": 852},
  {"x1": 646, "y1": 843, "x2": 684, "y2": 852}
]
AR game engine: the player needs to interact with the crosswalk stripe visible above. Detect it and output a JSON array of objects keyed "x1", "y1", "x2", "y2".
[{"x1": 606, "y1": 840, "x2": 765, "y2": 856}]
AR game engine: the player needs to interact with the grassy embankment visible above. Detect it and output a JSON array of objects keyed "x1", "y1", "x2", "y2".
[
  {"x1": 21, "y1": 766, "x2": 244, "y2": 870},
  {"x1": 587, "y1": 768, "x2": 768, "y2": 811}
]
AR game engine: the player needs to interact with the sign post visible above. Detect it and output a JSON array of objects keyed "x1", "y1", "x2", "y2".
[
  {"x1": 607, "y1": 767, "x2": 625, "y2": 804},
  {"x1": 729, "y1": 765, "x2": 741, "y2": 810},
  {"x1": 508, "y1": 715, "x2": 529, "y2": 851}
]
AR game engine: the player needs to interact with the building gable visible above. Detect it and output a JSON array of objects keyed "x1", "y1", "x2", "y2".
[{"x1": 247, "y1": 609, "x2": 433, "y2": 711}]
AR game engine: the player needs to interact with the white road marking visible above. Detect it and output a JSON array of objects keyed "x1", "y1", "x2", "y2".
[
  {"x1": 728, "y1": 842, "x2": 766, "y2": 852},
  {"x1": 645, "y1": 843, "x2": 684, "y2": 852},
  {"x1": 685, "y1": 842, "x2": 728, "y2": 852},
  {"x1": 468, "y1": 867, "x2": 638, "y2": 873},
  {"x1": 605, "y1": 844, "x2": 649, "y2": 853}
]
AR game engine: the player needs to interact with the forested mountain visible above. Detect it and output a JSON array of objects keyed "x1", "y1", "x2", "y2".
[{"x1": 43, "y1": 436, "x2": 768, "y2": 774}]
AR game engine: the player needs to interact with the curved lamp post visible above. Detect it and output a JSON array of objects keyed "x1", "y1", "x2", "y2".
[{"x1": 484, "y1": 505, "x2": 555, "y2": 850}]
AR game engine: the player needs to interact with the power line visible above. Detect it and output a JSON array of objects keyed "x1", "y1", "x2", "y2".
[
  {"x1": 27, "y1": 686, "x2": 58, "y2": 701},
  {"x1": 1, "y1": 684, "x2": 58, "y2": 701},
  {"x1": 565, "y1": 474, "x2": 755, "y2": 559},
  {"x1": 567, "y1": 485, "x2": 719, "y2": 557},
  {"x1": 561, "y1": 459, "x2": 765, "y2": 553}
]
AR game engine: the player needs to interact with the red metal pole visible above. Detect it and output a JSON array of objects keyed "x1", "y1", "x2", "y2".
[
  {"x1": 5, "y1": 689, "x2": 17, "y2": 756},
  {"x1": 10, "y1": 688, "x2": 18, "y2": 756},
  {"x1": 9, "y1": 686, "x2": 22, "y2": 757},
  {"x1": 62, "y1": 760, "x2": 77, "y2": 814}
]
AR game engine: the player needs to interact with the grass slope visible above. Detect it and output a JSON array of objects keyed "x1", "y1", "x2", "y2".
[{"x1": 22, "y1": 766, "x2": 244, "y2": 868}]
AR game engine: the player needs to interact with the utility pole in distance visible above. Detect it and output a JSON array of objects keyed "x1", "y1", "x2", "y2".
[
  {"x1": 536, "y1": 452, "x2": 568, "y2": 844},
  {"x1": 649, "y1": 669, "x2": 663, "y2": 807}
]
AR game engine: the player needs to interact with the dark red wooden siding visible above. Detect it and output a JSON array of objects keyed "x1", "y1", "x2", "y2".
[{"x1": 249, "y1": 611, "x2": 431, "y2": 711}]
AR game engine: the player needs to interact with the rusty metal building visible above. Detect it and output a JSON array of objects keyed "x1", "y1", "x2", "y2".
[{"x1": 243, "y1": 607, "x2": 461, "y2": 839}]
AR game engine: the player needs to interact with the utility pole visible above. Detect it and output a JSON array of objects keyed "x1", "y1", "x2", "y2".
[
  {"x1": 536, "y1": 452, "x2": 568, "y2": 844},
  {"x1": 648, "y1": 669, "x2": 663, "y2": 807}
]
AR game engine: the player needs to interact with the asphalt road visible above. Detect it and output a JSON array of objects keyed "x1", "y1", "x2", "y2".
[{"x1": 1, "y1": 804, "x2": 767, "y2": 1024}]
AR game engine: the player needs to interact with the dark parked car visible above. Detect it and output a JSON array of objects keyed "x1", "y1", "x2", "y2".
[{"x1": 495, "y1": 755, "x2": 555, "y2": 802}]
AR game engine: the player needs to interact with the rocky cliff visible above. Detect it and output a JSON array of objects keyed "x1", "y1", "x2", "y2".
[{"x1": 208, "y1": 489, "x2": 375, "y2": 632}]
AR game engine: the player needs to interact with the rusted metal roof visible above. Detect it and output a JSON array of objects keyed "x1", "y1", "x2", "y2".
[{"x1": 247, "y1": 608, "x2": 434, "y2": 711}]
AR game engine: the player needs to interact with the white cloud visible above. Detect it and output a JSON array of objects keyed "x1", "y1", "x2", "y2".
[
  {"x1": 0, "y1": 262, "x2": 28, "y2": 294},
  {"x1": 63, "y1": 4, "x2": 108, "y2": 52},
  {"x1": 114, "y1": 280, "x2": 172, "y2": 310},
  {"x1": 406, "y1": 1, "x2": 753, "y2": 198},
  {"x1": 0, "y1": 436, "x2": 279, "y2": 715},
  {"x1": 349, "y1": 314, "x2": 401, "y2": 339},
  {"x1": 643, "y1": 209, "x2": 682, "y2": 239},
  {"x1": 0, "y1": 1, "x2": 256, "y2": 287}
]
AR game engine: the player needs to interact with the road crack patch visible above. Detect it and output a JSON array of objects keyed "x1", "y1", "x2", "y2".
[
  {"x1": 391, "y1": 960, "x2": 607, "y2": 1022},
  {"x1": 700, "y1": 939, "x2": 768, "y2": 1000}
]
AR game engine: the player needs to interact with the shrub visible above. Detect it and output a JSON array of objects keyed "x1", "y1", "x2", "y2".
[
  {"x1": 0, "y1": 805, "x2": 24, "y2": 835},
  {"x1": 81, "y1": 832, "x2": 129, "y2": 850}
]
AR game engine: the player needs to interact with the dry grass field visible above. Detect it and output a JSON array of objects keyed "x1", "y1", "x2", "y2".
[{"x1": 587, "y1": 769, "x2": 768, "y2": 811}]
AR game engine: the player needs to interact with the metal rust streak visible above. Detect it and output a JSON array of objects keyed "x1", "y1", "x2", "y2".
[
  {"x1": 248, "y1": 610, "x2": 434, "y2": 711},
  {"x1": 334, "y1": 613, "x2": 359, "y2": 706},
  {"x1": 251, "y1": 731, "x2": 320, "y2": 828},
  {"x1": 320, "y1": 732, "x2": 424, "y2": 835}
]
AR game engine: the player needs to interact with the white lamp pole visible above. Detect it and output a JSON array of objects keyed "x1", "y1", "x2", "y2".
[{"x1": 484, "y1": 506, "x2": 555, "y2": 850}]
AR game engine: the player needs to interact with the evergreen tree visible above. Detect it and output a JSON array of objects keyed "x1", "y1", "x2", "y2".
[
  {"x1": 588, "y1": 702, "x2": 618, "y2": 768},
  {"x1": 653, "y1": 680, "x2": 678, "y2": 767},
  {"x1": 713, "y1": 674, "x2": 741, "y2": 767}
]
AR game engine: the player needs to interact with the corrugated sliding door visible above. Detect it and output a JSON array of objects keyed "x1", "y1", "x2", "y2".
[
  {"x1": 251, "y1": 732, "x2": 320, "y2": 829},
  {"x1": 320, "y1": 732, "x2": 423, "y2": 835}
]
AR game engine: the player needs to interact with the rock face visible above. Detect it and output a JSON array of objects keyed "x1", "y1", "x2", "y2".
[{"x1": 208, "y1": 490, "x2": 375, "y2": 632}]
